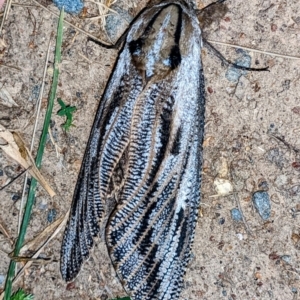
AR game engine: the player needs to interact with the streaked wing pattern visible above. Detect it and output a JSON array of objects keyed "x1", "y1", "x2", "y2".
[{"x1": 61, "y1": 1, "x2": 205, "y2": 299}]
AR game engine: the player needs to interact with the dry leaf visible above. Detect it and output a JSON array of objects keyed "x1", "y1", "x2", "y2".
[{"x1": 0, "y1": 125, "x2": 55, "y2": 197}]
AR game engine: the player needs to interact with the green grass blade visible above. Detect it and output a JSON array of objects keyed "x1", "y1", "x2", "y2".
[
  {"x1": 10, "y1": 289, "x2": 34, "y2": 300},
  {"x1": 3, "y1": 8, "x2": 64, "y2": 300}
]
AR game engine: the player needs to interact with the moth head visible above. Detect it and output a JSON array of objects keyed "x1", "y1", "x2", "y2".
[{"x1": 128, "y1": 4, "x2": 184, "y2": 82}]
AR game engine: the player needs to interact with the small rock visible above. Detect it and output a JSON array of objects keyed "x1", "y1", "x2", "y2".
[
  {"x1": 231, "y1": 208, "x2": 243, "y2": 222},
  {"x1": 214, "y1": 157, "x2": 229, "y2": 178},
  {"x1": 213, "y1": 178, "x2": 233, "y2": 196},
  {"x1": 266, "y1": 148, "x2": 286, "y2": 169},
  {"x1": 219, "y1": 217, "x2": 225, "y2": 225},
  {"x1": 207, "y1": 86, "x2": 213, "y2": 94},
  {"x1": 11, "y1": 194, "x2": 20, "y2": 201},
  {"x1": 257, "y1": 179, "x2": 269, "y2": 191},
  {"x1": 52, "y1": 0, "x2": 83, "y2": 14},
  {"x1": 225, "y1": 50, "x2": 251, "y2": 82},
  {"x1": 4, "y1": 165, "x2": 15, "y2": 178},
  {"x1": 252, "y1": 191, "x2": 271, "y2": 220},
  {"x1": 254, "y1": 272, "x2": 262, "y2": 280},
  {"x1": 47, "y1": 209, "x2": 57, "y2": 223},
  {"x1": 0, "y1": 274, "x2": 5, "y2": 285},
  {"x1": 291, "y1": 287, "x2": 297, "y2": 294},
  {"x1": 105, "y1": 6, "x2": 133, "y2": 42},
  {"x1": 236, "y1": 233, "x2": 243, "y2": 240},
  {"x1": 281, "y1": 255, "x2": 291, "y2": 264}
]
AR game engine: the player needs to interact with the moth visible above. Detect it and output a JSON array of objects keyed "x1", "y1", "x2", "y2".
[{"x1": 61, "y1": 0, "x2": 213, "y2": 299}]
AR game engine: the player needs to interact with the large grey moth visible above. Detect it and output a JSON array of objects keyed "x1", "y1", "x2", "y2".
[{"x1": 60, "y1": 0, "x2": 216, "y2": 299}]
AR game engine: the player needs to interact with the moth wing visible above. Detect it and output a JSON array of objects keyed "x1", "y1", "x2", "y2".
[
  {"x1": 106, "y1": 23, "x2": 205, "y2": 300},
  {"x1": 60, "y1": 47, "x2": 143, "y2": 281}
]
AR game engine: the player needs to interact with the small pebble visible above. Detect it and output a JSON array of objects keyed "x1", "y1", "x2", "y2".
[
  {"x1": 39, "y1": 199, "x2": 48, "y2": 210},
  {"x1": 11, "y1": 194, "x2": 21, "y2": 201},
  {"x1": 4, "y1": 165, "x2": 15, "y2": 178},
  {"x1": 231, "y1": 208, "x2": 243, "y2": 222},
  {"x1": 47, "y1": 209, "x2": 57, "y2": 223},
  {"x1": 258, "y1": 179, "x2": 269, "y2": 191},
  {"x1": 0, "y1": 169, "x2": 3, "y2": 176},
  {"x1": 53, "y1": 0, "x2": 83, "y2": 14},
  {"x1": 105, "y1": 6, "x2": 133, "y2": 42},
  {"x1": 252, "y1": 191, "x2": 271, "y2": 220},
  {"x1": 225, "y1": 50, "x2": 251, "y2": 82},
  {"x1": 0, "y1": 274, "x2": 5, "y2": 285},
  {"x1": 236, "y1": 233, "x2": 243, "y2": 240},
  {"x1": 281, "y1": 255, "x2": 291, "y2": 264},
  {"x1": 29, "y1": 85, "x2": 40, "y2": 102},
  {"x1": 219, "y1": 217, "x2": 225, "y2": 225},
  {"x1": 291, "y1": 287, "x2": 297, "y2": 294}
]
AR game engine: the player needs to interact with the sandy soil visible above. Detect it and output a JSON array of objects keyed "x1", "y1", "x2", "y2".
[{"x1": 0, "y1": 0, "x2": 299, "y2": 299}]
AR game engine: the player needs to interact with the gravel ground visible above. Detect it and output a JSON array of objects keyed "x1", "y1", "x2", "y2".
[{"x1": 0, "y1": 0, "x2": 299, "y2": 299}]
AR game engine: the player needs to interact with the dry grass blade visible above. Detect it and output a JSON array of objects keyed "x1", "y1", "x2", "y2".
[
  {"x1": 19, "y1": 212, "x2": 68, "y2": 255},
  {"x1": 0, "y1": 215, "x2": 13, "y2": 246},
  {"x1": 0, "y1": 0, "x2": 12, "y2": 33},
  {"x1": 0, "y1": 211, "x2": 69, "y2": 300},
  {"x1": 0, "y1": 126, "x2": 56, "y2": 197}
]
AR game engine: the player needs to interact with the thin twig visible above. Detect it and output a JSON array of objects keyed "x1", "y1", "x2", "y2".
[
  {"x1": 0, "y1": 64, "x2": 22, "y2": 72},
  {"x1": 0, "y1": 168, "x2": 29, "y2": 191},
  {"x1": 207, "y1": 39, "x2": 300, "y2": 60}
]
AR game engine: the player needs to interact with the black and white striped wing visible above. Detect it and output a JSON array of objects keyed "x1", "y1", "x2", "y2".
[
  {"x1": 61, "y1": 1, "x2": 205, "y2": 299},
  {"x1": 60, "y1": 52, "x2": 143, "y2": 280}
]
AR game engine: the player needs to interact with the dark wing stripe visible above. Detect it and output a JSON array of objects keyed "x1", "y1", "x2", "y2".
[
  {"x1": 61, "y1": 49, "x2": 142, "y2": 282},
  {"x1": 124, "y1": 145, "x2": 193, "y2": 292}
]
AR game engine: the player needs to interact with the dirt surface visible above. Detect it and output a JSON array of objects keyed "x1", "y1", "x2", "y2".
[{"x1": 0, "y1": 0, "x2": 300, "y2": 299}]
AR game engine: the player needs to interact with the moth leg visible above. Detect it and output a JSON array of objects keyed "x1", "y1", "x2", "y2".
[
  {"x1": 87, "y1": 32, "x2": 126, "y2": 50},
  {"x1": 203, "y1": 39, "x2": 269, "y2": 72},
  {"x1": 196, "y1": 0, "x2": 227, "y2": 14}
]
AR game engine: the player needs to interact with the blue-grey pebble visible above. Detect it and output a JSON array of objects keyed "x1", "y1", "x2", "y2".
[
  {"x1": 281, "y1": 255, "x2": 291, "y2": 264},
  {"x1": 47, "y1": 208, "x2": 57, "y2": 223},
  {"x1": 0, "y1": 274, "x2": 5, "y2": 285},
  {"x1": 252, "y1": 191, "x2": 271, "y2": 220},
  {"x1": 105, "y1": 6, "x2": 133, "y2": 42},
  {"x1": 231, "y1": 208, "x2": 243, "y2": 222},
  {"x1": 53, "y1": 0, "x2": 83, "y2": 14},
  {"x1": 225, "y1": 51, "x2": 251, "y2": 82}
]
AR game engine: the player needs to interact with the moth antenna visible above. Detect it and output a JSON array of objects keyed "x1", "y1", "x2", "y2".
[{"x1": 203, "y1": 39, "x2": 269, "y2": 72}]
